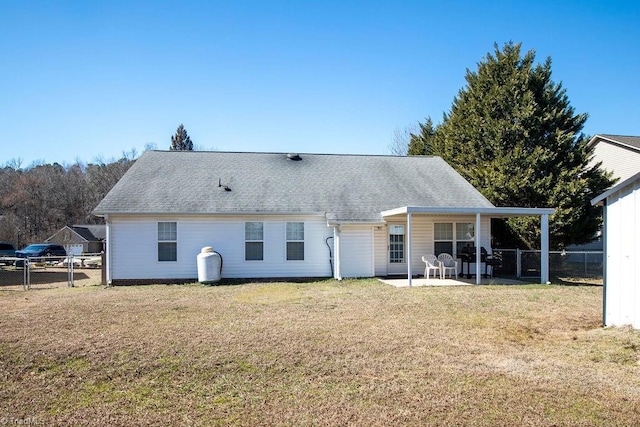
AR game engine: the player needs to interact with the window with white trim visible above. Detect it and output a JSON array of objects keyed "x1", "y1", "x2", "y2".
[
  {"x1": 158, "y1": 222, "x2": 177, "y2": 262},
  {"x1": 245, "y1": 222, "x2": 264, "y2": 261},
  {"x1": 286, "y1": 222, "x2": 304, "y2": 260},
  {"x1": 434, "y1": 222, "x2": 475, "y2": 257}
]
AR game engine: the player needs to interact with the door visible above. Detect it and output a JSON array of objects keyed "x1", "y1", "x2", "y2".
[{"x1": 387, "y1": 223, "x2": 406, "y2": 275}]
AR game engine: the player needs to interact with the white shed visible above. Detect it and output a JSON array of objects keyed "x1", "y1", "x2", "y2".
[{"x1": 592, "y1": 171, "x2": 640, "y2": 328}]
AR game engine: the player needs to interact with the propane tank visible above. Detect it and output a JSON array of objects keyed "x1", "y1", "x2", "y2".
[{"x1": 197, "y1": 246, "x2": 222, "y2": 283}]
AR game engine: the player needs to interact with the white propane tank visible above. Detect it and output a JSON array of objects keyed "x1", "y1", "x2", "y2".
[{"x1": 197, "y1": 246, "x2": 222, "y2": 283}]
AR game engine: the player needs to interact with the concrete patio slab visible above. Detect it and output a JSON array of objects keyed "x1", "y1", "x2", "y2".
[{"x1": 379, "y1": 276, "x2": 527, "y2": 287}]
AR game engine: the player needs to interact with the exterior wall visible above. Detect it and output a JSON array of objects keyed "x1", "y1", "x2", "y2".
[
  {"x1": 87, "y1": 241, "x2": 104, "y2": 254},
  {"x1": 338, "y1": 225, "x2": 374, "y2": 278},
  {"x1": 374, "y1": 214, "x2": 492, "y2": 277},
  {"x1": 604, "y1": 178, "x2": 640, "y2": 328},
  {"x1": 107, "y1": 215, "x2": 333, "y2": 282},
  {"x1": 373, "y1": 227, "x2": 387, "y2": 276},
  {"x1": 591, "y1": 141, "x2": 640, "y2": 183},
  {"x1": 106, "y1": 213, "x2": 496, "y2": 282}
]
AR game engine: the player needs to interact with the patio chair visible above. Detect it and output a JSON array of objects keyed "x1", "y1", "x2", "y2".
[
  {"x1": 422, "y1": 254, "x2": 441, "y2": 279},
  {"x1": 438, "y1": 253, "x2": 458, "y2": 279}
]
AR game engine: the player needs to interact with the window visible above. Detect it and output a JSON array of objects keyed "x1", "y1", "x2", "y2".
[
  {"x1": 158, "y1": 222, "x2": 177, "y2": 262},
  {"x1": 434, "y1": 223, "x2": 453, "y2": 256},
  {"x1": 245, "y1": 222, "x2": 264, "y2": 261},
  {"x1": 434, "y1": 222, "x2": 475, "y2": 257},
  {"x1": 286, "y1": 222, "x2": 304, "y2": 260},
  {"x1": 389, "y1": 225, "x2": 405, "y2": 263},
  {"x1": 455, "y1": 222, "x2": 475, "y2": 255}
]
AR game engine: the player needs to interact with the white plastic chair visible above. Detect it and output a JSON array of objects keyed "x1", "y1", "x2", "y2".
[
  {"x1": 422, "y1": 254, "x2": 441, "y2": 279},
  {"x1": 438, "y1": 253, "x2": 458, "y2": 279}
]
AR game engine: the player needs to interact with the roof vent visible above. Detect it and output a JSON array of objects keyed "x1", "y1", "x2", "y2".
[{"x1": 287, "y1": 153, "x2": 302, "y2": 161}]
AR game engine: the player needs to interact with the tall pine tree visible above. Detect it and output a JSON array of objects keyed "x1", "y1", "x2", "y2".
[
  {"x1": 412, "y1": 42, "x2": 614, "y2": 249},
  {"x1": 170, "y1": 124, "x2": 194, "y2": 151}
]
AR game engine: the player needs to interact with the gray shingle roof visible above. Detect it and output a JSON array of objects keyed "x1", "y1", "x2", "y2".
[
  {"x1": 595, "y1": 134, "x2": 640, "y2": 150},
  {"x1": 93, "y1": 151, "x2": 494, "y2": 222},
  {"x1": 71, "y1": 225, "x2": 105, "y2": 241}
]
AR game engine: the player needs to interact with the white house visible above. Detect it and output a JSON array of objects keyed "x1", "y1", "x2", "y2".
[
  {"x1": 592, "y1": 171, "x2": 640, "y2": 328},
  {"x1": 93, "y1": 151, "x2": 554, "y2": 286}
]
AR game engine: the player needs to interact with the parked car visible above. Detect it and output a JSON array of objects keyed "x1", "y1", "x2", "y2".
[
  {"x1": 0, "y1": 242, "x2": 16, "y2": 265},
  {"x1": 15, "y1": 243, "x2": 67, "y2": 266}
]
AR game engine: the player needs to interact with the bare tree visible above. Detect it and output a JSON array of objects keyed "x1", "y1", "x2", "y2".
[{"x1": 387, "y1": 124, "x2": 418, "y2": 156}]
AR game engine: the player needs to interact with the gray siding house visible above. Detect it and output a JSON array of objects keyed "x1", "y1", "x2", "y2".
[
  {"x1": 46, "y1": 225, "x2": 105, "y2": 255},
  {"x1": 93, "y1": 151, "x2": 553, "y2": 285}
]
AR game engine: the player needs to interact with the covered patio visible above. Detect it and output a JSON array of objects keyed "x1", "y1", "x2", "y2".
[{"x1": 380, "y1": 206, "x2": 555, "y2": 287}]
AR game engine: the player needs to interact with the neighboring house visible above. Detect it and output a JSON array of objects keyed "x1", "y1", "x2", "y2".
[
  {"x1": 568, "y1": 134, "x2": 640, "y2": 252},
  {"x1": 587, "y1": 134, "x2": 640, "y2": 184},
  {"x1": 592, "y1": 171, "x2": 640, "y2": 328},
  {"x1": 92, "y1": 151, "x2": 553, "y2": 286},
  {"x1": 46, "y1": 225, "x2": 105, "y2": 255}
]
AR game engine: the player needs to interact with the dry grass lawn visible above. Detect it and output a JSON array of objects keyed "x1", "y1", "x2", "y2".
[{"x1": 1, "y1": 279, "x2": 639, "y2": 426}]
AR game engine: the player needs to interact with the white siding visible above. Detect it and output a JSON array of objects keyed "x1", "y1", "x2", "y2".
[
  {"x1": 338, "y1": 225, "x2": 374, "y2": 278},
  {"x1": 591, "y1": 141, "x2": 640, "y2": 183},
  {"x1": 373, "y1": 227, "x2": 387, "y2": 276},
  {"x1": 604, "y1": 177, "x2": 640, "y2": 328},
  {"x1": 108, "y1": 215, "x2": 333, "y2": 281}
]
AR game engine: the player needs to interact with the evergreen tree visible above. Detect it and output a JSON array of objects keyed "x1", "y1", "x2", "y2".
[
  {"x1": 408, "y1": 117, "x2": 437, "y2": 155},
  {"x1": 414, "y1": 42, "x2": 614, "y2": 249},
  {"x1": 170, "y1": 124, "x2": 194, "y2": 151}
]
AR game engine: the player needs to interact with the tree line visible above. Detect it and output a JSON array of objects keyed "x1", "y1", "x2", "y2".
[
  {"x1": 0, "y1": 153, "x2": 136, "y2": 248},
  {"x1": 0, "y1": 124, "x2": 196, "y2": 248}
]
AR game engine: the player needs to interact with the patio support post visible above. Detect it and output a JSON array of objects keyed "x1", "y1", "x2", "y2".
[
  {"x1": 475, "y1": 213, "x2": 482, "y2": 285},
  {"x1": 541, "y1": 213, "x2": 549, "y2": 284},
  {"x1": 407, "y1": 213, "x2": 413, "y2": 287}
]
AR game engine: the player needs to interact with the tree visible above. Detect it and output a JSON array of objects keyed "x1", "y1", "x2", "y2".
[
  {"x1": 412, "y1": 42, "x2": 614, "y2": 249},
  {"x1": 387, "y1": 125, "x2": 418, "y2": 156},
  {"x1": 408, "y1": 117, "x2": 437, "y2": 155},
  {"x1": 170, "y1": 124, "x2": 194, "y2": 151}
]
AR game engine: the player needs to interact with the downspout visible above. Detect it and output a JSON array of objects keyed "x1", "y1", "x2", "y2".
[{"x1": 325, "y1": 236, "x2": 334, "y2": 278}]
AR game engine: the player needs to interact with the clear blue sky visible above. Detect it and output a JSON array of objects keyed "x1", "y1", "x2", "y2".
[{"x1": 2, "y1": 0, "x2": 639, "y2": 167}]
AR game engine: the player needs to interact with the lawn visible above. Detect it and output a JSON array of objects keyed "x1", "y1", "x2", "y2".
[{"x1": 1, "y1": 279, "x2": 639, "y2": 426}]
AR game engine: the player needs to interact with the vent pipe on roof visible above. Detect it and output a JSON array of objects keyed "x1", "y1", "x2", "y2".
[{"x1": 287, "y1": 153, "x2": 302, "y2": 161}]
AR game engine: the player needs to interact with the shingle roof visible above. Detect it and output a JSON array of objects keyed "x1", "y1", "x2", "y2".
[
  {"x1": 71, "y1": 225, "x2": 105, "y2": 241},
  {"x1": 593, "y1": 134, "x2": 640, "y2": 151},
  {"x1": 93, "y1": 151, "x2": 494, "y2": 222}
]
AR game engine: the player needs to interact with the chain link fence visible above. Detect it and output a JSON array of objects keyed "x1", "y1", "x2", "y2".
[{"x1": 492, "y1": 249, "x2": 603, "y2": 283}]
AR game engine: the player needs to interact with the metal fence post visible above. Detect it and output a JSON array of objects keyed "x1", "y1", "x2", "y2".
[
  {"x1": 67, "y1": 255, "x2": 74, "y2": 287},
  {"x1": 516, "y1": 248, "x2": 521, "y2": 278}
]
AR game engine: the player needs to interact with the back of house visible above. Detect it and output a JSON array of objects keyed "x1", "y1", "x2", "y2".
[{"x1": 94, "y1": 150, "x2": 503, "y2": 284}]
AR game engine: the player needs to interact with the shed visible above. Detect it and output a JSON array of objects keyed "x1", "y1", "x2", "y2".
[{"x1": 592, "y1": 171, "x2": 640, "y2": 328}]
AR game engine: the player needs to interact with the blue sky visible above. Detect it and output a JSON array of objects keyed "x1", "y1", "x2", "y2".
[{"x1": 2, "y1": 0, "x2": 639, "y2": 167}]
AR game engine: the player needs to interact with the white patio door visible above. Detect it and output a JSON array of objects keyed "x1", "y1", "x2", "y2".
[{"x1": 387, "y1": 223, "x2": 406, "y2": 275}]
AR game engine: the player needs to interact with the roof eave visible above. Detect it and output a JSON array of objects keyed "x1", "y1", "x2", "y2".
[
  {"x1": 382, "y1": 206, "x2": 555, "y2": 217},
  {"x1": 591, "y1": 171, "x2": 640, "y2": 206}
]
